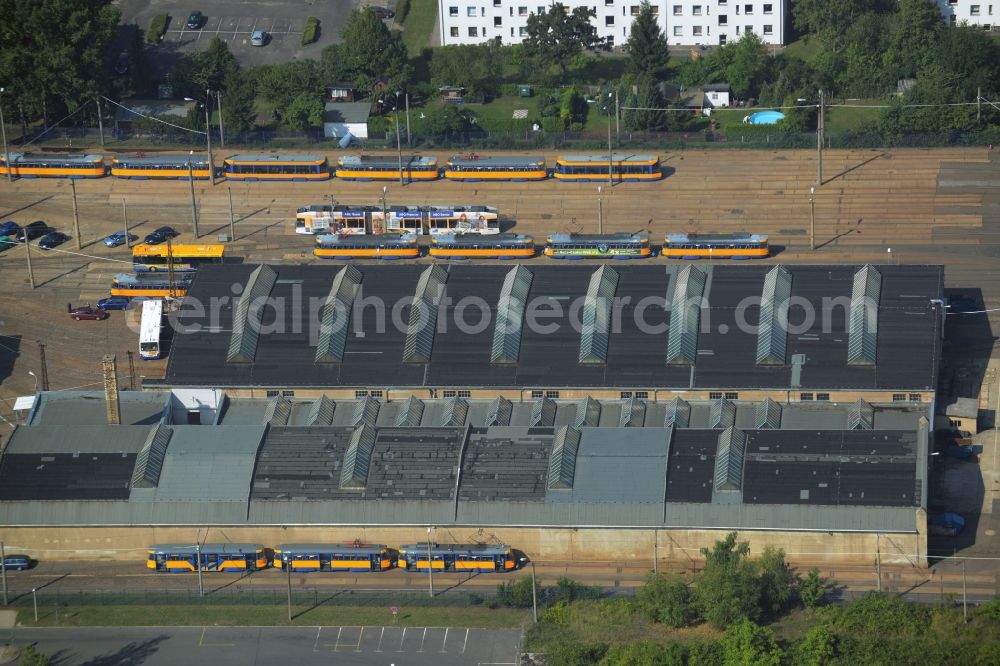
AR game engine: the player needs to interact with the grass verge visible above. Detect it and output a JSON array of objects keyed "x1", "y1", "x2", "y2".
[
  {"x1": 302, "y1": 17, "x2": 320, "y2": 46},
  {"x1": 20, "y1": 604, "x2": 529, "y2": 628},
  {"x1": 146, "y1": 14, "x2": 167, "y2": 44},
  {"x1": 400, "y1": 0, "x2": 438, "y2": 54}
]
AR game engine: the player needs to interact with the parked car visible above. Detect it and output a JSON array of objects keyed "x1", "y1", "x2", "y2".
[
  {"x1": 97, "y1": 296, "x2": 130, "y2": 311},
  {"x1": 104, "y1": 231, "x2": 138, "y2": 247},
  {"x1": 250, "y1": 30, "x2": 269, "y2": 46},
  {"x1": 0, "y1": 220, "x2": 20, "y2": 236},
  {"x1": 143, "y1": 226, "x2": 179, "y2": 244},
  {"x1": 68, "y1": 305, "x2": 108, "y2": 321},
  {"x1": 2, "y1": 555, "x2": 31, "y2": 571},
  {"x1": 114, "y1": 50, "x2": 129, "y2": 75},
  {"x1": 17, "y1": 220, "x2": 50, "y2": 242},
  {"x1": 929, "y1": 513, "x2": 966, "y2": 537},
  {"x1": 186, "y1": 10, "x2": 204, "y2": 29},
  {"x1": 38, "y1": 231, "x2": 70, "y2": 249},
  {"x1": 372, "y1": 7, "x2": 395, "y2": 19}
]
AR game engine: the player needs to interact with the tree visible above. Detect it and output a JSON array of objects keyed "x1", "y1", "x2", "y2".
[
  {"x1": 927, "y1": 24, "x2": 1000, "y2": 100},
  {"x1": 430, "y1": 39, "x2": 505, "y2": 100},
  {"x1": 693, "y1": 533, "x2": 762, "y2": 628},
  {"x1": 523, "y1": 3, "x2": 611, "y2": 78},
  {"x1": 547, "y1": 641, "x2": 609, "y2": 666},
  {"x1": 638, "y1": 572, "x2": 695, "y2": 627},
  {"x1": 336, "y1": 8, "x2": 411, "y2": 91},
  {"x1": 720, "y1": 619, "x2": 784, "y2": 666},
  {"x1": 601, "y1": 641, "x2": 687, "y2": 666},
  {"x1": 799, "y1": 567, "x2": 827, "y2": 609},
  {"x1": 793, "y1": 625, "x2": 837, "y2": 666},
  {"x1": 559, "y1": 87, "x2": 588, "y2": 129},
  {"x1": 626, "y1": 1, "x2": 668, "y2": 78},
  {"x1": 756, "y1": 546, "x2": 795, "y2": 616},
  {"x1": 18, "y1": 645, "x2": 51, "y2": 666},
  {"x1": 885, "y1": 0, "x2": 943, "y2": 79},
  {"x1": 254, "y1": 61, "x2": 322, "y2": 110},
  {"x1": 283, "y1": 91, "x2": 324, "y2": 130},
  {"x1": 419, "y1": 104, "x2": 473, "y2": 135},
  {"x1": 168, "y1": 38, "x2": 239, "y2": 99},
  {"x1": 221, "y1": 70, "x2": 257, "y2": 134},
  {"x1": 497, "y1": 574, "x2": 535, "y2": 608},
  {"x1": 790, "y1": 0, "x2": 889, "y2": 49},
  {"x1": 725, "y1": 32, "x2": 772, "y2": 100}
]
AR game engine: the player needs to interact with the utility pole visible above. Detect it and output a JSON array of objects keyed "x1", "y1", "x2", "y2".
[
  {"x1": 25, "y1": 233, "x2": 34, "y2": 289},
  {"x1": 196, "y1": 541, "x2": 204, "y2": 597},
  {"x1": 1, "y1": 87, "x2": 12, "y2": 183},
  {"x1": 977, "y1": 87, "x2": 981, "y2": 124},
  {"x1": 809, "y1": 186, "x2": 816, "y2": 250},
  {"x1": 816, "y1": 89, "x2": 824, "y2": 186},
  {"x1": 875, "y1": 533, "x2": 881, "y2": 593},
  {"x1": 95, "y1": 96, "x2": 105, "y2": 147},
  {"x1": 395, "y1": 91, "x2": 404, "y2": 186},
  {"x1": 615, "y1": 90, "x2": 620, "y2": 146},
  {"x1": 122, "y1": 198, "x2": 131, "y2": 248},
  {"x1": 530, "y1": 561, "x2": 538, "y2": 624},
  {"x1": 216, "y1": 90, "x2": 225, "y2": 148},
  {"x1": 286, "y1": 555, "x2": 293, "y2": 621},
  {"x1": 228, "y1": 187, "x2": 235, "y2": 241},
  {"x1": 405, "y1": 93, "x2": 411, "y2": 146},
  {"x1": 70, "y1": 178, "x2": 81, "y2": 249},
  {"x1": 167, "y1": 238, "x2": 176, "y2": 300},
  {"x1": 607, "y1": 93, "x2": 613, "y2": 186},
  {"x1": 187, "y1": 154, "x2": 199, "y2": 239},
  {"x1": 426, "y1": 535, "x2": 434, "y2": 598},
  {"x1": 597, "y1": 186, "x2": 603, "y2": 234},
  {"x1": 126, "y1": 350, "x2": 136, "y2": 390},
  {"x1": 38, "y1": 341, "x2": 49, "y2": 391},
  {"x1": 204, "y1": 90, "x2": 214, "y2": 186},
  {"x1": 653, "y1": 542, "x2": 658, "y2": 574},
  {"x1": 962, "y1": 560, "x2": 968, "y2": 623},
  {"x1": 1, "y1": 541, "x2": 8, "y2": 606}
]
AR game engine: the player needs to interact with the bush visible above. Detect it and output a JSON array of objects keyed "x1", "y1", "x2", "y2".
[
  {"x1": 301, "y1": 17, "x2": 320, "y2": 46},
  {"x1": 638, "y1": 573, "x2": 695, "y2": 628},
  {"x1": 496, "y1": 575, "x2": 535, "y2": 608},
  {"x1": 146, "y1": 14, "x2": 167, "y2": 44}
]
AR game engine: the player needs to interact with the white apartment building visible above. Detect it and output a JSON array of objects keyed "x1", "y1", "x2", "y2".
[
  {"x1": 436, "y1": 1, "x2": 786, "y2": 47},
  {"x1": 936, "y1": 0, "x2": 998, "y2": 29}
]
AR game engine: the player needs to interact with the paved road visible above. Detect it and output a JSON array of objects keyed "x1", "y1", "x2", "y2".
[{"x1": 1, "y1": 626, "x2": 521, "y2": 665}]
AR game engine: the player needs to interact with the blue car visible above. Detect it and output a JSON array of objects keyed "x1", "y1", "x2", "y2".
[
  {"x1": 0, "y1": 220, "x2": 20, "y2": 237},
  {"x1": 97, "y1": 296, "x2": 130, "y2": 310},
  {"x1": 104, "y1": 231, "x2": 138, "y2": 248}
]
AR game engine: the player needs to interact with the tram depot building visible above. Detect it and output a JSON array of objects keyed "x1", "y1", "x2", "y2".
[{"x1": 0, "y1": 263, "x2": 949, "y2": 566}]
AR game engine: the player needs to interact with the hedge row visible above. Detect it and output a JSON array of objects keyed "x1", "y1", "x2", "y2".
[
  {"x1": 302, "y1": 17, "x2": 320, "y2": 46},
  {"x1": 146, "y1": 14, "x2": 167, "y2": 44}
]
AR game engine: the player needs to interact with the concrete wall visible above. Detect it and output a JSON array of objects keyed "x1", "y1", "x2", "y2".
[{"x1": 0, "y1": 519, "x2": 926, "y2": 567}]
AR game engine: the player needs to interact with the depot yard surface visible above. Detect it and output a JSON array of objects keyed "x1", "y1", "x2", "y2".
[{"x1": 1, "y1": 146, "x2": 999, "y2": 558}]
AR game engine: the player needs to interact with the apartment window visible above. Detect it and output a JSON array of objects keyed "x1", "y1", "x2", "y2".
[
  {"x1": 950, "y1": 14, "x2": 957, "y2": 25},
  {"x1": 718, "y1": 0, "x2": 727, "y2": 4},
  {"x1": 495, "y1": 16, "x2": 502, "y2": 26},
  {"x1": 744, "y1": 3, "x2": 753, "y2": 13},
  {"x1": 606, "y1": 0, "x2": 614, "y2": 4},
  {"x1": 518, "y1": 6, "x2": 528, "y2": 15},
  {"x1": 892, "y1": 393, "x2": 906, "y2": 402},
  {"x1": 545, "y1": 390, "x2": 561, "y2": 399},
  {"x1": 468, "y1": 26, "x2": 478, "y2": 36},
  {"x1": 538, "y1": 5, "x2": 544, "y2": 13},
  {"x1": 719, "y1": 33, "x2": 727, "y2": 44},
  {"x1": 282, "y1": 390, "x2": 295, "y2": 397},
  {"x1": 719, "y1": 14, "x2": 727, "y2": 24},
  {"x1": 467, "y1": 6, "x2": 477, "y2": 16},
  {"x1": 693, "y1": 5, "x2": 702, "y2": 15},
  {"x1": 709, "y1": 391, "x2": 723, "y2": 400},
  {"x1": 673, "y1": 4, "x2": 683, "y2": 15},
  {"x1": 971, "y1": 4, "x2": 981, "y2": 14},
  {"x1": 519, "y1": 26, "x2": 527, "y2": 36},
  {"x1": 607, "y1": 35, "x2": 615, "y2": 46},
  {"x1": 620, "y1": 391, "x2": 633, "y2": 399},
  {"x1": 990, "y1": 5, "x2": 994, "y2": 15},
  {"x1": 909, "y1": 393, "x2": 922, "y2": 402},
  {"x1": 724, "y1": 392, "x2": 739, "y2": 400},
  {"x1": 450, "y1": 27, "x2": 459, "y2": 37},
  {"x1": 369, "y1": 390, "x2": 384, "y2": 398},
  {"x1": 735, "y1": 25, "x2": 740, "y2": 34},
  {"x1": 650, "y1": 5, "x2": 659, "y2": 13},
  {"x1": 355, "y1": 390, "x2": 368, "y2": 398},
  {"x1": 449, "y1": 6, "x2": 458, "y2": 16},
  {"x1": 266, "y1": 390, "x2": 279, "y2": 398},
  {"x1": 763, "y1": 24, "x2": 772, "y2": 34},
  {"x1": 693, "y1": 25, "x2": 703, "y2": 35},
  {"x1": 606, "y1": 15, "x2": 614, "y2": 25},
  {"x1": 635, "y1": 391, "x2": 649, "y2": 399},
  {"x1": 673, "y1": 25, "x2": 683, "y2": 35},
  {"x1": 816, "y1": 393, "x2": 830, "y2": 401},
  {"x1": 800, "y1": 392, "x2": 814, "y2": 401},
  {"x1": 631, "y1": 5, "x2": 641, "y2": 15},
  {"x1": 745, "y1": 24, "x2": 753, "y2": 32},
  {"x1": 763, "y1": 3, "x2": 772, "y2": 13},
  {"x1": 947, "y1": 0, "x2": 957, "y2": 4},
  {"x1": 494, "y1": 0, "x2": 502, "y2": 5},
  {"x1": 531, "y1": 390, "x2": 544, "y2": 399}
]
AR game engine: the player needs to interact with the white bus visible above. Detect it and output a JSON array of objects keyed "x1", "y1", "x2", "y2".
[{"x1": 139, "y1": 300, "x2": 164, "y2": 360}]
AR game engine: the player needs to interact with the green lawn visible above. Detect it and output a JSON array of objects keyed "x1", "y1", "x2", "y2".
[
  {"x1": 782, "y1": 36, "x2": 822, "y2": 64},
  {"x1": 826, "y1": 101, "x2": 883, "y2": 134},
  {"x1": 20, "y1": 604, "x2": 529, "y2": 628},
  {"x1": 400, "y1": 0, "x2": 438, "y2": 54}
]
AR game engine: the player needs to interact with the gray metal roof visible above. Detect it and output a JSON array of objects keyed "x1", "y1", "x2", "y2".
[
  {"x1": 5, "y1": 425, "x2": 152, "y2": 454},
  {"x1": 28, "y1": 391, "x2": 166, "y2": 427}
]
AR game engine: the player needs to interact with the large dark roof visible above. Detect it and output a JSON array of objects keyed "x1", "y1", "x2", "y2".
[
  {"x1": 162, "y1": 263, "x2": 942, "y2": 391},
  {"x1": 0, "y1": 454, "x2": 135, "y2": 500}
]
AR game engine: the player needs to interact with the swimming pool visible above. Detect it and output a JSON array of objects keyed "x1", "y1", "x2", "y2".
[{"x1": 746, "y1": 110, "x2": 785, "y2": 125}]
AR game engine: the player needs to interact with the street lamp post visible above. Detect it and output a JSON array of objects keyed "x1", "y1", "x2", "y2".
[
  {"x1": 187, "y1": 151, "x2": 199, "y2": 238},
  {"x1": 216, "y1": 90, "x2": 225, "y2": 148},
  {"x1": 809, "y1": 186, "x2": 816, "y2": 250},
  {"x1": 597, "y1": 186, "x2": 603, "y2": 234},
  {"x1": 426, "y1": 526, "x2": 434, "y2": 598},
  {"x1": 0, "y1": 87, "x2": 11, "y2": 183},
  {"x1": 606, "y1": 92, "x2": 613, "y2": 186},
  {"x1": 395, "y1": 91, "x2": 404, "y2": 186},
  {"x1": 381, "y1": 185, "x2": 388, "y2": 222},
  {"x1": 184, "y1": 94, "x2": 215, "y2": 186},
  {"x1": 28, "y1": 371, "x2": 37, "y2": 393}
]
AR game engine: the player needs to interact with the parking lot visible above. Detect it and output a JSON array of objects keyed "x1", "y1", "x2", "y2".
[
  {"x1": 117, "y1": 0, "x2": 387, "y2": 71},
  {"x1": 8, "y1": 626, "x2": 522, "y2": 666}
]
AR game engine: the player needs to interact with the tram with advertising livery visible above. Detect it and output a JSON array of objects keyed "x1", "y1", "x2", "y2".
[
  {"x1": 544, "y1": 233, "x2": 652, "y2": 259},
  {"x1": 111, "y1": 273, "x2": 193, "y2": 298}
]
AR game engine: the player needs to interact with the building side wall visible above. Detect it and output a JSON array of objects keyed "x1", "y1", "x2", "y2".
[
  {"x1": 0, "y1": 521, "x2": 925, "y2": 567},
  {"x1": 936, "y1": 0, "x2": 998, "y2": 27}
]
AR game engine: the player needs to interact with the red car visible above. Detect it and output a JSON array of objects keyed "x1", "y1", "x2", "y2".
[
  {"x1": 69, "y1": 305, "x2": 108, "y2": 321},
  {"x1": 372, "y1": 7, "x2": 394, "y2": 19}
]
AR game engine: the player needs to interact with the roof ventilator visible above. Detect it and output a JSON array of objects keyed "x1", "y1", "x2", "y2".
[
  {"x1": 663, "y1": 396, "x2": 691, "y2": 428},
  {"x1": 306, "y1": 396, "x2": 335, "y2": 426},
  {"x1": 485, "y1": 396, "x2": 513, "y2": 426},
  {"x1": 847, "y1": 398, "x2": 875, "y2": 430},
  {"x1": 130, "y1": 423, "x2": 172, "y2": 489},
  {"x1": 314, "y1": 265, "x2": 363, "y2": 363},
  {"x1": 395, "y1": 396, "x2": 425, "y2": 427},
  {"x1": 403, "y1": 265, "x2": 448, "y2": 364},
  {"x1": 491, "y1": 265, "x2": 533, "y2": 364},
  {"x1": 547, "y1": 426, "x2": 581, "y2": 490},
  {"x1": 530, "y1": 397, "x2": 557, "y2": 426},
  {"x1": 754, "y1": 397, "x2": 782, "y2": 429},
  {"x1": 714, "y1": 426, "x2": 747, "y2": 492},
  {"x1": 709, "y1": 397, "x2": 737, "y2": 429},
  {"x1": 340, "y1": 424, "x2": 376, "y2": 489},
  {"x1": 579, "y1": 265, "x2": 620, "y2": 364},
  {"x1": 227, "y1": 264, "x2": 278, "y2": 364},
  {"x1": 756, "y1": 265, "x2": 792, "y2": 365},
  {"x1": 847, "y1": 265, "x2": 881, "y2": 366},
  {"x1": 666, "y1": 265, "x2": 707, "y2": 365}
]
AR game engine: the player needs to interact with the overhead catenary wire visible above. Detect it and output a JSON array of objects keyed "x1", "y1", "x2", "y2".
[
  {"x1": 620, "y1": 100, "x2": 985, "y2": 113},
  {"x1": 100, "y1": 96, "x2": 207, "y2": 136}
]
